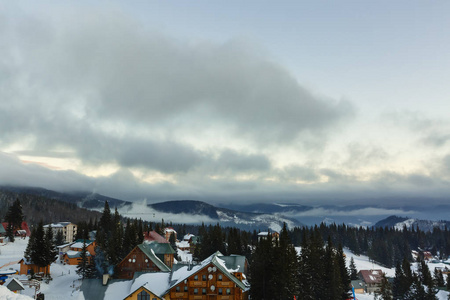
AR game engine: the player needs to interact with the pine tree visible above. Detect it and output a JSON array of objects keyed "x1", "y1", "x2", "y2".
[
  {"x1": 76, "y1": 241, "x2": 89, "y2": 279},
  {"x1": 434, "y1": 268, "x2": 445, "y2": 288},
  {"x1": 44, "y1": 225, "x2": 58, "y2": 265},
  {"x1": 336, "y1": 243, "x2": 351, "y2": 300},
  {"x1": 6, "y1": 222, "x2": 15, "y2": 242},
  {"x1": 349, "y1": 256, "x2": 358, "y2": 280},
  {"x1": 249, "y1": 231, "x2": 274, "y2": 300},
  {"x1": 5, "y1": 198, "x2": 24, "y2": 230},
  {"x1": 55, "y1": 230, "x2": 65, "y2": 246},
  {"x1": 375, "y1": 274, "x2": 393, "y2": 300}
]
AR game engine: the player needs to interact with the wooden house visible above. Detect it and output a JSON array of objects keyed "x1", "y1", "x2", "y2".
[
  {"x1": 116, "y1": 243, "x2": 173, "y2": 279},
  {"x1": 166, "y1": 251, "x2": 249, "y2": 300},
  {"x1": 62, "y1": 240, "x2": 96, "y2": 265},
  {"x1": 164, "y1": 227, "x2": 177, "y2": 242},
  {"x1": 358, "y1": 269, "x2": 383, "y2": 294},
  {"x1": 19, "y1": 258, "x2": 50, "y2": 275}
]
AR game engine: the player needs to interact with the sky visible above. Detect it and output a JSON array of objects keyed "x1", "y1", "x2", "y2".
[{"x1": 1, "y1": 1, "x2": 450, "y2": 207}]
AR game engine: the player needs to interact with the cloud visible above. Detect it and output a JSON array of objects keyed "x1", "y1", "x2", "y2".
[
  {"x1": 0, "y1": 6, "x2": 352, "y2": 171},
  {"x1": 289, "y1": 207, "x2": 417, "y2": 217}
]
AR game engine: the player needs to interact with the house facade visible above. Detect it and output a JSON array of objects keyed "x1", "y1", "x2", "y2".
[
  {"x1": 19, "y1": 258, "x2": 51, "y2": 275},
  {"x1": 116, "y1": 243, "x2": 173, "y2": 279},
  {"x1": 43, "y1": 222, "x2": 77, "y2": 243},
  {"x1": 358, "y1": 269, "x2": 383, "y2": 294}
]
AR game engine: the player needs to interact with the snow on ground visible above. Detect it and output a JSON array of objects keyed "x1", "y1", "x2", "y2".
[
  {"x1": 0, "y1": 238, "x2": 28, "y2": 268},
  {"x1": 344, "y1": 248, "x2": 395, "y2": 278},
  {"x1": 1, "y1": 238, "x2": 84, "y2": 299},
  {"x1": 0, "y1": 285, "x2": 33, "y2": 300}
]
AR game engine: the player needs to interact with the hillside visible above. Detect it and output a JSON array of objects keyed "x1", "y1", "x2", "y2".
[
  {"x1": 375, "y1": 215, "x2": 450, "y2": 232},
  {"x1": 0, "y1": 187, "x2": 102, "y2": 225}
]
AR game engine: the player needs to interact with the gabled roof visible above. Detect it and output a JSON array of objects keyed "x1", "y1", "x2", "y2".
[
  {"x1": 144, "y1": 241, "x2": 175, "y2": 255},
  {"x1": 5, "y1": 278, "x2": 25, "y2": 291},
  {"x1": 124, "y1": 272, "x2": 171, "y2": 299},
  {"x1": 0, "y1": 223, "x2": 5, "y2": 234},
  {"x1": 359, "y1": 269, "x2": 383, "y2": 284},
  {"x1": 168, "y1": 251, "x2": 246, "y2": 292},
  {"x1": 136, "y1": 244, "x2": 171, "y2": 272},
  {"x1": 219, "y1": 255, "x2": 246, "y2": 273}
]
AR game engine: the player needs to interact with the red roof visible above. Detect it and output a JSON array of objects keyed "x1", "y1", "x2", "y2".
[
  {"x1": 143, "y1": 231, "x2": 168, "y2": 243},
  {"x1": 1, "y1": 221, "x2": 30, "y2": 236},
  {"x1": 359, "y1": 269, "x2": 383, "y2": 284}
]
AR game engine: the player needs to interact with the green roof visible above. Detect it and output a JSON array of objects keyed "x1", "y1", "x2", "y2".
[
  {"x1": 0, "y1": 223, "x2": 5, "y2": 234},
  {"x1": 137, "y1": 244, "x2": 171, "y2": 272},
  {"x1": 145, "y1": 241, "x2": 175, "y2": 255}
]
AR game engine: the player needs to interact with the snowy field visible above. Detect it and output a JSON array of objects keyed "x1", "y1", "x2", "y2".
[{"x1": 0, "y1": 239, "x2": 84, "y2": 299}]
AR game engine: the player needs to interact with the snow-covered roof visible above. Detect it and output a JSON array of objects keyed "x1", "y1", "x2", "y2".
[
  {"x1": 176, "y1": 241, "x2": 190, "y2": 248},
  {"x1": 71, "y1": 241, "x2": 93, "y2": 249},
  {"x1": 164, "y1": 227, "x2": 176, "y2": 233},
  {"x1": 183, "y1": 234, "x2": 194, "y2": 241},
  {"x1": 103, "y1": 280, "x2": 132, "y2": 300},
  {"x1": 127, "y1": 272, "x2": 171, "y2": 298},
  {"x1": 168, "y1": 251, "x2": 246, "y2": 291},
  {"x1": 5, "y1": 278, "x2": 25, "y2": 291}
]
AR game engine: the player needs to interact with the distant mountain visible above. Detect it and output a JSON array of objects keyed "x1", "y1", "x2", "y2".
[
  {"x1": 217, "y1": 202, "x2": 313, "y2": 214},
  {"x1": 148, "y1": 200, "x2": 304, "y2": 231},
  {"x1": 0, "y1": 186, "x2": 303, "y2": 231},
  {"x1": 0, "y1": 186, "x2": 131, "y2": 209},
  {"x1": 0, "y1": 187, "x2": 102, "y2": 225},
  {"x1": 375, "y1": 215, "x2": 450, "y2": 232}
]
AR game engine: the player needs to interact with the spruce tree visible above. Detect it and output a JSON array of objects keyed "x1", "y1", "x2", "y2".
[
  {"x1": 6, "y1": 222, "x2": 15, "y2": 242},
  {"x1": 434, "y1": 268, "x2": 445, "y2": 288},
  {"x1": 76, "y1": 241, "x2": 89, "y2": 279},
  {"x1": 55, "y1": 230, "x2": 65, "y2": 246},
  {"x1": 349, "y1": 256, "x2": 358, "y2": 280},
  {"x1": 249, "y1": 231, "x2": 275, "y2": 300},
  {"x1": 5, "y1": 198, "x2": 24, "y2": 230},
  {"x1": 375, "y1": 274, "x2": 393, "y2": 300},
  {"x1": 44, "y1": 225, "x2": 58, "y2": 265}
]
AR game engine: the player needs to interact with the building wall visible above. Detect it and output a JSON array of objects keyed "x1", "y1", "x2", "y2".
[
  {"x1": 117, "y1": 247, "x2": 165, "y2": 279},
  {"x1": 19, "y1": 262, "x2": 50, "y2": 275},
  {"x1": 64, "y1": 223, "x2": 77, "y2": 243},
  {"x1": 168, "y1": 263, "x2": 245, "y2": 300},
  {"x1": 124, "y1": 286, "x2": 162, "y2": 300}
]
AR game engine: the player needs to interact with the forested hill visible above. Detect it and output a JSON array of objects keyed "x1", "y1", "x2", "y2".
[{"x1": 0, "y1": 188, "x2": 102, "y2": 225}]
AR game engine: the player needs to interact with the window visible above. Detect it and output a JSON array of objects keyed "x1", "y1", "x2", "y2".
[
  {"x1": 218, "y1": 288, "x2": 223, "y2": 295},
  {"x1": 202, "y1": 288, "x2": 206, "y2": 295},
  {"x1": 194, "y1": 275, "x2": 198, "y2": 281},
  {"x1": 184, "y1": 286, "x2": 188, "y2": 292},
  {"x1": 226, "y1": 288, "x2": 231, "y2": 295},
  {"x1": 202, "y1": 275, "x2": 206, "y2": 281},
  {"x1": 137, "y1": 290, "x2": 150, "y2": 300},
  {"x1": 194, "y1": 288, "x2": 198, "y2": 295},
  {"x1": 176, "y1": 286, "x2": 180, "y2": 292},
  {"x1": 218, "y1": 274, "x2": 223, "y2": 281}
]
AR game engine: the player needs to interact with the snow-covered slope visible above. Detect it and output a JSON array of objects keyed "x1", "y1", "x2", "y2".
[{"x1": 376, "y1": 215, "x2": 450, "y2": 232}]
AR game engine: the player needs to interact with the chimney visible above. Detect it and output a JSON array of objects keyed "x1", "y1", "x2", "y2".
[{"x1": 102, "y1": 274, "x2": 110, "y2": 286}]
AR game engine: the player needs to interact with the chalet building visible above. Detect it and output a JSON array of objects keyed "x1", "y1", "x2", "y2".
[
  {"x1": 257, "y1": 231, "x2": 279, "y2": 242},
  {"x1": 62, "y1": 240, "x2": 96, "y2": 265},
  {"x1": 351, "y1": 279, "x2": 365, "y2": 294},
  {"x1": 112, "y1": 251, "x2": 249, "y2": 300},
  {"x1": 19, "y1": 258, "x2": 51, "y2": 275},
  {"x1": 358, "y1": 269, "x2": 383, "y2": 294},
  {"x1": 164, "y1": 227, "x2": 177, "y2": 241},
  {"x1": 43, "y1": 222, "x2": 77, "y2": 243},
  {"x1": 116, "y1": 243, "x2": 173, "y2": 279}
]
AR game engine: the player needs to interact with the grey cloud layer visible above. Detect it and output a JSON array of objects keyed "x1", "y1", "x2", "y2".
[{"x1": 0, "y1": 9, "x2": 351, "y2": 175}]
